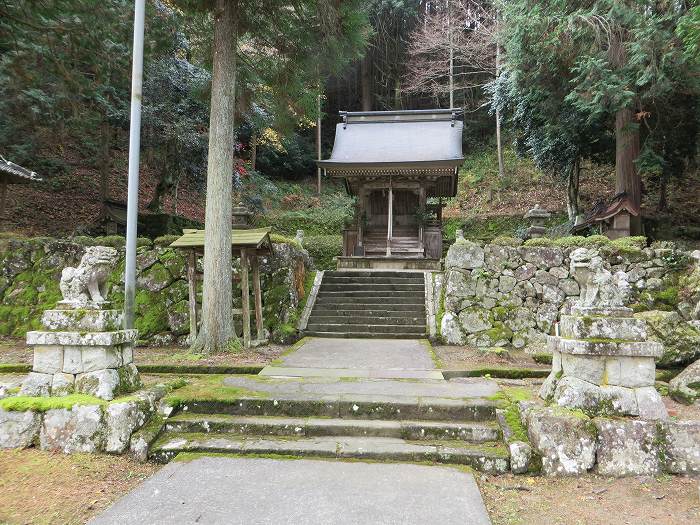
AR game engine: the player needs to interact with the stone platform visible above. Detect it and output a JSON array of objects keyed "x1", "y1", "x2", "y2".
[
  {"x1": 148, "y1": 337, "x2": 510, "y2": 473},
  {"x1": 541, "y1": 306, "x2": 667, "y2": 419},
  {"x1": 21, "y1": 308, "x2": 140, "y2": 400}
]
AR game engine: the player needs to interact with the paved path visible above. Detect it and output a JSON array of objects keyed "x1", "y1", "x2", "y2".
[
  {"x1": 261, "y1": 337, "x2": 439, "y2": 379},
  {"x1": 90, "y1": 456, "x2": 491, "y2": 525}
]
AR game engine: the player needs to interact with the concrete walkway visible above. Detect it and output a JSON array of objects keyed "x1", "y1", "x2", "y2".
[
  {"x1": 260, "y1": 337, "x2": 441, "y2": 379},
  {"x1": 95, "y1": 338, "x2": 496, "y2": 524},
  {"x1": 90, "y1": 456, "x2": 491, "y2": 525}
]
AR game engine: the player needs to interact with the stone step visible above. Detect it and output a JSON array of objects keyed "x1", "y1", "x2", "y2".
[
  {"x1": 307, "y1": 315, "x2": 426, "y2": 326},
  {"x1": 163, "y1": 414, "x2": 501, "y2": 443},
  {"x1": 306, "y1": 323, "x2": 426, "y2": 335},
  {"x1": 304, "y1": 331, "x2": 425, "y2": 339},
  {"x1": 317, "y1": 290, "x2": 424, "y2": 298},
  {"x1": 327, "y1": 271, "x2": 427, "y2": 278},
  {"x1": 311, "y1": 304, "x2": 426, "y2": 314},
  {"x1": 323, "y1": 276, "x2": 425, "y2": 285},
  {"x1": 149, "y1": 433, "x2": 509, "y2": 474},
  {"x1": 315, "y1": 296, "x2": 425, "y2": 305},
  {"x1": 320, "y1": 283, "x2": 425, "y2": 292},
  {"x1": 172, "y1": 396, "x2": 496, "y2": 422}
]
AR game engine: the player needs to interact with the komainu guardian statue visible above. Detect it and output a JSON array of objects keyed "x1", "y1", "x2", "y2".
[{"x1": 59, "y1": 246, "x2": 119, "y2": 308}]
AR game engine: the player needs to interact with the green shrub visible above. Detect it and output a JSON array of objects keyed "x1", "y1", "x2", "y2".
[
  {"x1": 137, "y1": 237, "x2": 153, "y2": 248},
  {"x1": 580, "y1": 234, "x2": 611, "y2": 247},
  {"x1": 491, "y1": 235, "x2": 522, "y2": 246},
  {"x1": 610, "y1": 235, "x2": 647, "y2": 251},
  {"x1": 270, "y1": 234, "x2": 302, "y2": 249},
  {"x1": 523, "y1": 237, "x2": 555, "y2": 247},
  {"x1": 305, "y1": 235, "x2": 342, "y2": 270},
  {"x1": 154, "y1": 234, "x2": 181, "y2": 247},
  {"x1": 552, "y1": 236, "x2": 587, "y2": 247},
  {"x1": 93, "y1": 235, "x2": 126, "y2": 248}
]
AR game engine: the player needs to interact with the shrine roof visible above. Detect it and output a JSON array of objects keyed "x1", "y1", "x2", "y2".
[
  {"x1": 170, "y1": 227, "x2": 273, "y2": 253},
  {"x1": 317, "y1": 109, "x2": 464, "y2": 171}
]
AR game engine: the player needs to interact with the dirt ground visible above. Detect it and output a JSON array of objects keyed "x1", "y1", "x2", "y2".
[
  {"x1": 0, "y1": 336, "x2": 287, "y2": 367},
  {"x1": 0, "y1": 449, "x2": 160, "y2": 525},
  {"x1": 434, "y1": 344, "x2": 550, "y2": 370},
  {"x1": 479, "y1": 472, "x2": 700, "y2": 525},
  {"x1": 1, "y1": 449, "x2": 698, "y2": 525}
]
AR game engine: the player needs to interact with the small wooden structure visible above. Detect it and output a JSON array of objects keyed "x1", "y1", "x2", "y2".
[
  {"x1": 317, "y1": 109, "x2": 464, "y2": 269},
  {"x1": 572, "y1": 193, "x2": 640, "y2": 240},
  {"x1": 0, "y1": 156, "x2": 41, "y2": 220},
  {"x1": 169, "y1": 227, "x2": 273, "y2": 348}
]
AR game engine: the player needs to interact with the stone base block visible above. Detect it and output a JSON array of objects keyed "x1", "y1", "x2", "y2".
[
  {"x1": 20, "y1": 372, "x2": 53, "y2": 396},
  {"x1": 0, "y1": 408, "x2": 41, "y2": 449},
  {"x1": 570, "y1": 306, "x2": 633, "y2": 318},
  {"x1": 543, "y1": 374, "x2": 667, "y2": 419},
  {"x1": 594, "y1": 419, "x2": 660, "y2": 476},
  {"x1": 559, "y1": 315, "x2": 647, "y2": 341},
  {"x1": 75, "y1": 363, "x2": 142, "y2": 401},
  {"x1": 41, "y1": 309, "x2": 122, "y2": 332}
]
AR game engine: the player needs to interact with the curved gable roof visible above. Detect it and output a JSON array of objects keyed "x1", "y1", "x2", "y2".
[{"x1": 318, "y1": 109, "x2": 464, "y2": 169}]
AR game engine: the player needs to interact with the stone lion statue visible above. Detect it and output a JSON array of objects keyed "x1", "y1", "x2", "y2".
[
  {"x1": 569, "y1": 247, "x2": 630, "y2": 308},
  {"x1": 59, "y1": 246, "x2": 119, "y2": 308}
]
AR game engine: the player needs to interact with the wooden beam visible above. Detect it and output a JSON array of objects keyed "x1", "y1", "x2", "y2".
[
  {"x1": 240, "y1": 248, "x2": 251, "y2": 348},
  {"x1": 251, "y1": 255, "x2": 263, "y2": 341},
  {"x1": 187, "y1": 250, "x2": 198, "y2": 340}
]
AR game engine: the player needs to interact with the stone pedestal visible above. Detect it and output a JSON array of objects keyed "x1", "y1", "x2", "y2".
[
  {"x1": 541, "y1": 305, "x2": 668, "y2": 420},
  {"x1": 21, "y1": 308, "x2": 141, "y2": 401}
]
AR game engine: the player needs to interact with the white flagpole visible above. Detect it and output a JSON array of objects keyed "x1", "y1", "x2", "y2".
[{"x1": 124, "y1": 0, "x2": 146, "y2": 329}]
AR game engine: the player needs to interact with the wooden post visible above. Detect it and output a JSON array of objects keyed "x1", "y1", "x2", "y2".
[
  {"x1": 418, "y1": 185, "x2": 426, "y2": 246},
  {"x1": 0, "y1": 179, "x2": 7, "y2": 221},
  {"x1": 386, "y1": 183, "x2": 393, "y2": 257},
  {"x1": 251, "y1": 255, "x2": 263, "y2": 341},
  {"x1": 187, "y1": 250, "x2": 198, "y2": 340},
  {"x1": 240, "y1": 248, "x2": 251, "y2": 348}
]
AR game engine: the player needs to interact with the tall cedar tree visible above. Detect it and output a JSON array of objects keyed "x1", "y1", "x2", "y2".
[{"x1": 173, "y1": 0, "x2": 369, "y2": 353}]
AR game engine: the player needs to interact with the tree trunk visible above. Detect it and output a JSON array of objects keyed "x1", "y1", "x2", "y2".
[
  {"x1": 615, "y1": 107, "x2": 642, "y2": 234},
  {"x1": 495, "y1": 109, "x2": 505, "y2": 179},
  {"x1": 192, "y1": 0, "x2": 239, "y2": 354},
  {"x1": 495, "y1": 16, "x2": 505, "y2": 178},
  {"x1": 250, "y1": 131, "x2": 257, "y2": 171},
  {"x1": 657, "y1": 171, "x2": 669, "y2": 212},
  {"x1": 360, "y1": 54, "x2": 371, "y2": 111},
  {"x1": 566, "y1": 159, "x2": 580, "y2": 222},
  {"x1": 99, "y1": 122, "x2": 111, "y2": 215}
]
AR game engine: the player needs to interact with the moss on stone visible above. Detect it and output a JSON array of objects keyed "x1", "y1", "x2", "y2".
[
  {"x1": 162, "y1": 374, "x2": 268, "y2": 407},
  {"x1": 531, "y1": 353, "x2": 552, "y2": 365},
  {"x1": 0, "y1": 393, "x2": 106, "y2": 412}
]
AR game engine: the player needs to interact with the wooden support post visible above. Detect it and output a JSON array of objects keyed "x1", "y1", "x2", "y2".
[
  {"x1": 251, "y1": 255, "x2": 263, "y2": 341},
  {"x1": 418, "y1": 185, "x2": 426, "y2": 251},
  {"x1": 386, "y1": 184, "x2": 393, "y2": 257},
  {"x1": 240, "y1": 248, "x2": 251, "y2": 348},
  {"x1": 0, "y1": 179, "x2": 7, "y2": 222},
  {"x1": 187, "y1": 250, "x2": 198, "y2": 340}
]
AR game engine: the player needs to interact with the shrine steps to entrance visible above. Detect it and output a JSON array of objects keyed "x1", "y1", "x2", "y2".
[
  {"x1": 149, "y1": 385, "x2": 509, "y2": 474},
  {"x1": 336, "y1": 257, "x2": 441, "y2": 270},
  {"x1": 304, "y1": 271, "x2": 427, "y2": 339}
]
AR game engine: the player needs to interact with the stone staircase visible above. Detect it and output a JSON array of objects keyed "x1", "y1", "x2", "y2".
[
  {"x1": 305, "y1": 271, "x2": 427, "y2": 338},
  {"x1": 364, "y1": 229, "x2": 424, "y2": 258},
  {"x1": 148, "y1": 385, "x2": 509, "y2": 473}
]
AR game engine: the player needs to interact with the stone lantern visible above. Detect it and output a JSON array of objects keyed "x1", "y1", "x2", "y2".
[
  {"x1": 524, "y1": 204, "x2": 551, "y2": 239},
  {"x1": 232, "y1": 202, "x2": 252, "y2": 229}
]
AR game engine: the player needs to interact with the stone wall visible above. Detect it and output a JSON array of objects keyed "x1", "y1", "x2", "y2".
[
  {"x1": 0, "y1": 236, "x2": 312, "y2": 344},
  {"x1": 439, "y1": 237, "x2": 700, "y2": 360},
  {"x1": 514, "y1": 402, "x2": 700, "y2": 477}
]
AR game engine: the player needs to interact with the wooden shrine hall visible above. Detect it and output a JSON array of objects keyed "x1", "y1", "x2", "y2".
[
  {"x1": 169, "y1": 224, "x2": 273, "y2": 349},
  {"x1": 318, "y1": 109, "x2": 465, "y2": 270}
]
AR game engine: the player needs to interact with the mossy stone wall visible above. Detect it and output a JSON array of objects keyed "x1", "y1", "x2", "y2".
[{"x1": 0, "y1": 236, "x2": 312, "y2": 345}]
